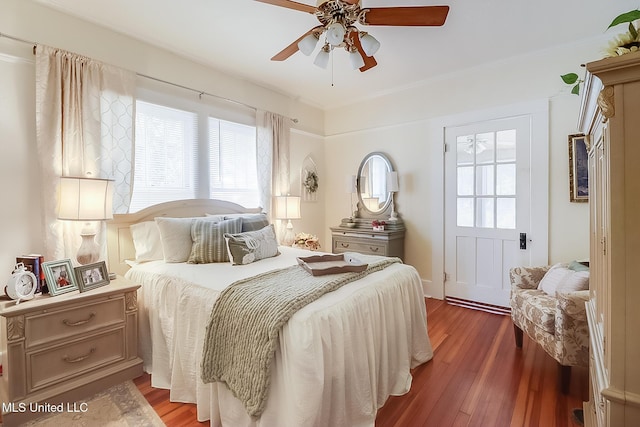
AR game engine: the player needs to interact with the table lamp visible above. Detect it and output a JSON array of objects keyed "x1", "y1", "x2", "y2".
[
  {"x1": 386, "y1": 171, "x2": 399, "y2": 221},
  {"x1": 58, "y1": 176, "x2": 114, "y2": 265},
  {"x1": 275, "y1": 195, "x2": 301, "y2": 246}
]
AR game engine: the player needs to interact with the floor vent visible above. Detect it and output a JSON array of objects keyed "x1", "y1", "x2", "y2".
[{"x1": 445, "y1": 296, "x2": 511, "y2": 316}]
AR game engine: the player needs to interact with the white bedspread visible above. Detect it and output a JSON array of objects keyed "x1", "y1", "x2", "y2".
[{"x1": 126, "y1": 247, "x2": 433, "y2": 427}]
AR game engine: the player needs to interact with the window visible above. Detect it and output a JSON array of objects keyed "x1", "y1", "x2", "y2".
[
  {"x1": 209, "y1": 118, "x2": 259, "y2": 208},
  {"x1": 129, "y1": 95, "x2": 259, "y2": 213},
  {"x1": 456, "y1": 129, "x2": 516, "y2": 229},
  {"x1": 129, "y1": 101, "x2": 198, "y2": 211}
]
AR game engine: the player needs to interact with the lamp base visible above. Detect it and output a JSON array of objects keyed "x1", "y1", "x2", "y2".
[
  {"x1": 77, "y1": 222, "x2": 101, "y2": 265},
  {"x1": 281, "y1": 220, "x2": 296, "y2": 247}
]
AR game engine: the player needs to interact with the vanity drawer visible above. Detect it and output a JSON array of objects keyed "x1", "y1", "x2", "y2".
[
  {"x1": 333, "y1": 238, "x2": 387, "y2": 256},
  {"x1": 25, "y1": 297, "x2": 125, "y2": 348},
  {"x1": 27, "y1": 328, "x2": 125, "y2": 393}
]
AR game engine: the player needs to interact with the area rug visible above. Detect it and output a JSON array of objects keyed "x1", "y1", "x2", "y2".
[{"x1": 17, "y1": 381, "x2": 165, "y2": 426}]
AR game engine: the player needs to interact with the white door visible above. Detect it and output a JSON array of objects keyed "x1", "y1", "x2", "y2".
[{"x1": 444, "y1": 115, "x2": 538, "y2": 308}]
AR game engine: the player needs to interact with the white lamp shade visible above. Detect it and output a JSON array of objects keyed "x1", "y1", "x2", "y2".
[
  {"x1": 58, "y1": 177, "x2": 114, "y2": 221},
  {"x1": 349, "y1": 49, "x2": 365, "y2": 69},
  {"x1": 275, "y1": 195, "x2": 301, "y2": 220},
  {"x1": 345, "y1": 175, "x2": 357, "y2": 193},
  {"x1": 313, "y1": 46, "x2": 330, "y2": 69},
  {"x1": 386, "y1": 171, "x2": 399, "y2": 192},
  {"x1": 360, "y1": 33, "x2": 380, "y2": 57},
  {"x1": 298, "y1": 33, "x2": 319, "y2": 56},
  {"x1": 326, "y1": 22, "x2": 346, "y2": 46}
]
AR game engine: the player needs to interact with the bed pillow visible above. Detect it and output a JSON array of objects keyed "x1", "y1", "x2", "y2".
[
  {"x1": 130, "y1": 221, "x2": 164, "y2": 262},
  {"x1": 225, "y1": 224, "x2": 280, "y2": 266},
  {"x1": 226, "y1": 213, "x2": 269, "y2": 232},
  {"x1": 188, "y1": 217, "x2": 242, "y2": 264},
  {"x1": 155, "y1": 216, "x2": 221, "y2": 263},
  {"x1": 538, "y1": 263, "x2": 589, "y2": 296}
]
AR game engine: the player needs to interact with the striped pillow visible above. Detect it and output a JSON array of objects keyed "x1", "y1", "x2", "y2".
[
  {"x1": 188, "y1": 217, "x2": 242, "y2": 264},
  {"x1": 223, "y1": 213, "x2": 270, "y2": 232}
]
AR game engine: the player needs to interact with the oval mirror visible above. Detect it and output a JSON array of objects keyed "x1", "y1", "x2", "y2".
[{"x1": 356, "y1": 152, "x2": 393, "y2": 215}]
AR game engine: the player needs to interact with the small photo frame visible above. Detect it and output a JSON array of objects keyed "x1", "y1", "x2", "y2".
[
  {"x1": 569, "y1": 133, "x2": 589, "y2": 203},
  {"x1": 42, "y1": 259, "x2": 79, "y2": 296},
  {"x1": 74, "y1": 261, "x2": 110, "y2": 293}
]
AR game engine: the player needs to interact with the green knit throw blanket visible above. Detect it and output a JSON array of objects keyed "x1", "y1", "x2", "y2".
[{"x1": 200, "y1": 254, "x2": 401, "y2": 418}]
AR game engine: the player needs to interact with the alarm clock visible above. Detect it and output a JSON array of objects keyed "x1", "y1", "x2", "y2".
[{"x1": 6, "y1": 262, "x2": 37, "y2": 304}]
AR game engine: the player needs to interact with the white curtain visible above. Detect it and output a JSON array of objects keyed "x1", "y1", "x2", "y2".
[
  {"x1": 35, "y1": 45, "x2": 135, "y2": 262},
  {"x1": 256, "y1": 110, "x2": 291, "y2": 218}
]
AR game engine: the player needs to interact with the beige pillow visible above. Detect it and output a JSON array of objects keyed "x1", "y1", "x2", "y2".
[
  {"x1": 130, "y1": 221, "x2": 164, "y2": 262},
  {"x1": 538, "y1": 263, "x2": 589, "y2": 296},
  {"x1": 188, "y1": 218, "x2": 242, "y2": 264},
  {"x1": 155, "y1": 216, "x2": 221, "y2": 263}
]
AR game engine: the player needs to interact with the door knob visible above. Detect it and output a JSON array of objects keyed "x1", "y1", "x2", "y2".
[{"x1": 520, "y1": 233, "x2": 527, "y2": 250}]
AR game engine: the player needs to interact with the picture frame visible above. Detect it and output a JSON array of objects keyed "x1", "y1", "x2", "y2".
[
  {"x1": 568, "y1": 133, "x2": 589, "y2": 203},
  {"x1": 74, "y1": 261, "x2": 110, "y2": 292},
  {"x1": 42, "y1": 259, "x2": 79, "y2": 296}
]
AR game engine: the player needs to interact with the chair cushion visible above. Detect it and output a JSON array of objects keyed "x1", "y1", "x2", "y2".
[{"x1": 512, "y1": 288, "x2": 556, "y2": 335}]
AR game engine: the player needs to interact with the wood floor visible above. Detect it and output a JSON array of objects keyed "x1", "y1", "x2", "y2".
[{"x1": 134, "y1": 298, "x2": 588, "y2": 427}]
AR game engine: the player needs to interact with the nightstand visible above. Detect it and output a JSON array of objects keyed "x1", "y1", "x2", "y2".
[
  {"x1": 0, "y1": 276, "x2": 143, "y2": 426},
  {"x1": 331, "y1": 219, "x2": 405, "y2": 260}
]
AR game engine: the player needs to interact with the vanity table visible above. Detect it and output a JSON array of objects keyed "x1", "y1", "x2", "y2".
[
  {"x1": 332, "y1": 152, "x2": 406, "y2": 260},
  {"x1": 331, "y1": 220, "x2": 405, "y2": 260}
]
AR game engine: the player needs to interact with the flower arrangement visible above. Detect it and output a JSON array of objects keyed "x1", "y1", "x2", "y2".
[
  {"x1": 303, "y1": 170, "x2": 319, "y2": 193},
  {"x1": 561, "y1": 10, "x2": 640, "y2": 95},
  {"x1": 372, "y1": 219, "x2": 386, "y2": 231},
  {"x1": 293, "y1": 232, "x2": 321, "y2": 250},
  {"x1": 605, "y1": 10, "x2": 640, "y2": 57}
]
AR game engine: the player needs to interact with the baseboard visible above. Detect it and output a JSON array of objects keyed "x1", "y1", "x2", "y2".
[
  {"x1": 422, "y1": 279, "x2": 443, "y2": 300},
  {"x1": 445, "y1": 296, "x2": 511, "y2": 316}
]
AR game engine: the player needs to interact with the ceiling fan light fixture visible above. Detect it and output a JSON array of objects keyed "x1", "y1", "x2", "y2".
[
  {"x1": 326, "y1": 22, "x2": 346, "y2": 46},
  {"x1": 349, "y1": 48, "x2": 365, "y2": 69},
  {"x1": 298, "y1": 32, "x2": 319, "y2": 56},
  {"x1": 313, "y1": 44, "x2": 331, "y2": 69},
  {"x1": 360, "y1": 32, "x2": 380, "y2": 57}
]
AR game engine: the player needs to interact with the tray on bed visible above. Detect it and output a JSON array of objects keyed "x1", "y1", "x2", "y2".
[{"x1": 297, "y1": 253, "x2": 368, "y2": 276}]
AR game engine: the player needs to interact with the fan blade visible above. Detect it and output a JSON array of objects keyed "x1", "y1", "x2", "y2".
[
  {"x1": 361, "y1": 6, "x2": 449, "y2": 26},
  {"x1": 254, "y1": 0, "x2": 316, "y2": 14},
  {"x1": 349, "y1": 32, "x2": 377, "y2": 72},
  {"x1": 271, "y1": 27, "x2": 322, "y2": 61}
]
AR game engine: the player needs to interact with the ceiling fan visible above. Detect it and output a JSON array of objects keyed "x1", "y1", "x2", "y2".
[{"x1": 255, "y1": 0, "x2": 449, "y2": 72}]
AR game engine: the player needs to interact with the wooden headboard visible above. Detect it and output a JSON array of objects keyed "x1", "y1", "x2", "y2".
[{"x1": 106, "y1": 199, "x2": 262, "y2": 276}]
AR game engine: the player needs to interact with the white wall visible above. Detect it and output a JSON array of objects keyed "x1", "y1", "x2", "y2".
[
  {"x1": 0, "y1": 41, "x2": 42, "y2": 271},
  {"x1": 324, "y1": 38, "x2": 601, "y2": 296},
  {"x1": 1, "y1": 0, "x2": 599, "y2": 296},
  {"x1": 0, "y1": 0, "x2": 325, "y2": 273}
]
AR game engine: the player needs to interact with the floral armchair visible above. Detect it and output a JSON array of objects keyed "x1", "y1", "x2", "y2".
[{"x1": 509, "y1": 265, "x2": 589, "y2": 393}]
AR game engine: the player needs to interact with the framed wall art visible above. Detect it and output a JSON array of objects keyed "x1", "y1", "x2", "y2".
[{"x1": 568, "y1": 133, "x2": 589, "y2": 203}]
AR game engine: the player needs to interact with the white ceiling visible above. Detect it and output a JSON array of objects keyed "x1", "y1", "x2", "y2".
[{"x1": 35, "y1": 0, "x2": 638, "y2": 109}]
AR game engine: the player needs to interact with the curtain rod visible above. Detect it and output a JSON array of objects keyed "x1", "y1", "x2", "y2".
[
  {"x1": 137, "y1": 72, "x2": 298, "y2": 123},
  {"x1": 0, "y1": 31, "x2": 299, "y2": 123}
]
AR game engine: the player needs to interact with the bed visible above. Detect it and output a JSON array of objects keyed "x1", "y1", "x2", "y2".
[{"x1": 106, "y1": 199, "x2": 433, "y2": 427}]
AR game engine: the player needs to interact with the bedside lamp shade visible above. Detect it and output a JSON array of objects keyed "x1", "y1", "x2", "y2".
[
  {"x1": 58, "y1": 177, "x2": 114, "y2": 265},
  {"x1": 58, "y1": 177, "x2": 114, "y2": 221},
  {"x1": 275, "y1": 195, "x2": 301, "y2": 246},
  {"x1": 275, "y1": 195, "x2": 301, "y2": 220}
]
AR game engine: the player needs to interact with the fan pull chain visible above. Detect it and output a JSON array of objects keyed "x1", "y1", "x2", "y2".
[{"x1": 331, "y1": 48, "x2": 334, "y2": 87}]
